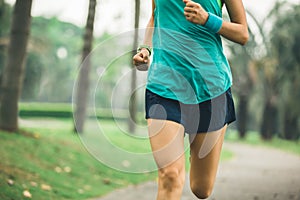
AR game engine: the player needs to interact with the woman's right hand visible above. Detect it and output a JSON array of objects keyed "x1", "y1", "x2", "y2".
[{"x1": 133, "y1": 48, "x2": 150, "y2": 71}]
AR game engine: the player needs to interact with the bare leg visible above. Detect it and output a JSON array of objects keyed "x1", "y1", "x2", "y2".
[
  {"x1": 189, "y1": 125, "x2": 227, "y2": 199},
  {"x1": 148, "y1": 119, "x2": 186, "y2": 200}
]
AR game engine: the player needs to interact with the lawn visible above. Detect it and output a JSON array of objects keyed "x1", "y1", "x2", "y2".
[
  {"x1": 0, "y1": 118, "x2": 156, "y2": 200},
  {"x1": 0, "y1": 117, "x2": 233, "y2": 200},
  {"x1": 225, "y1": 130, "x2": 300, "y2": 156}
]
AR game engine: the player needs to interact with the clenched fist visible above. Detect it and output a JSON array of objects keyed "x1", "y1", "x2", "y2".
[
  {"x1": 133, "y1": 48, "x2": 150, "y2": 71},
  {"x1": 183, "y1": 0, "x2": 209, "y2": 25}
]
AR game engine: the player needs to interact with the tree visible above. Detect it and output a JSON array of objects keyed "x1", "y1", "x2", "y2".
[
  {"x1": 73, "y1": 0, "x2": 97, "y2": 133},
  {"x1": 226, "y1": 11, "x2": 259, "y2": 139},
  {"x1": 0, "y1": 0, "x2": 12, "y2": 92},
  {"x1": 128, "y1": 0, "x2": 140, "y2": 133},
  {"x1": 256, "y1": 2, "x2": 285, "y2": 140},
  {"x1": 28, "y1": 17, "x2": 83, "y2": 102},
  {"x1": 229, "y1": 46, "x2": 256, "y2": 139},
  {"x1": 0, "y1": 0, "x2": 32, "y2": 132},
  {"x1": 254, "y1": 1, "x2": 300, "y2": 141},
  {"x1": 270, "y1": 4, "x2": 300, "y2": 140},
  {"x1": 259, "y1": 57, "x2": 279, "y2": 140}
]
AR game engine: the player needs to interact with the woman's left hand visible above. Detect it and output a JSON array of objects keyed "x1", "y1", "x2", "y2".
[{"x1": 183, "y1": 0, "x2": 209, "y2": 25}]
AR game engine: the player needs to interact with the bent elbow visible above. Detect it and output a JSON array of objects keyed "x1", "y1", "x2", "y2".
[
  {"x1": 239, "y1": 30, "x2": 249, "y2": 46},
  {"x1": 240, "y1": 34, "x2": 249, "y2": 45}
]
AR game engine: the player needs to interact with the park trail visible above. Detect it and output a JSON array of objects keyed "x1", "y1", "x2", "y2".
[{"x1": 93, "y1": 142, "x2": 300, "y2": 200}]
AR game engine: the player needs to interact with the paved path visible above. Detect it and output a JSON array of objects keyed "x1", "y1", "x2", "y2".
[{"x1": 94, "y1": 142, "x2": 300, "y2": 200}]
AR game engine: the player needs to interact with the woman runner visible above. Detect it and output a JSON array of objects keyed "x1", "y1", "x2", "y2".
[{"x1": 133, "y1": 0, "x2": 248, "y2": 199}]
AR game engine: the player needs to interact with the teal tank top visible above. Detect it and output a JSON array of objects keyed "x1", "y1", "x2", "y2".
[{"x1": 146, "y1": 0, "x2": 232, "y2": 104}]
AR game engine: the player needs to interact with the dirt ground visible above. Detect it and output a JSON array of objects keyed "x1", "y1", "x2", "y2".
[{"x1": 94, "y1": 142, "x2": 300, "y2": 200}]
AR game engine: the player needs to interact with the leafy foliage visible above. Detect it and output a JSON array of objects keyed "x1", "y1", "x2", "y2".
[{"x1": 21, "y1": 17, "x2": 83, "y2": 102}]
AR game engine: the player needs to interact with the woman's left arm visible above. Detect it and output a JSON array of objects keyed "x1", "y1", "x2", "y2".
[
  {"x1": 183, "y1": 0, "x2": 249, "y2": 45},
  {"x1": 219, "y1": 0, "x2": 249, "y2": 45}
]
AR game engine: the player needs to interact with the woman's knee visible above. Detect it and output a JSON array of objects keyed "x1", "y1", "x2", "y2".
[
  {"x1": 158, "y1": 167, "x2": 185, "y2": 191},
  {"x1": 190, "y1": 181, "x2": 213, "y2": 199}
]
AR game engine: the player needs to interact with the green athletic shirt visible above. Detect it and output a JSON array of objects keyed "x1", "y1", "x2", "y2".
[{"x1": 146, "y1": 0, "x2": 232, "y2": 104}]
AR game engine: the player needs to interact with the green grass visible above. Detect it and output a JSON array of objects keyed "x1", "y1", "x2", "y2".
[
  {"x1": 19, "y1": 102, "x2": 73, "y2": 118},
  {"x1": 225, "y1": 130, "x2": 300, "y2": 156},
  {"x1": 0, "y1": 118, "x2": 156, "y2": 200},
  {"x1": 19, "y1": 102, "x2": 72, "y2": 112},
  {"x1": 0, "y1": 118, "x2": 234, "y2": 200}
]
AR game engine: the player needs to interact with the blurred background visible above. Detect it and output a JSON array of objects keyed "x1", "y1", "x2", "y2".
[{"x1": 0, "y1": 0, "x2": 299, "y2": 199}]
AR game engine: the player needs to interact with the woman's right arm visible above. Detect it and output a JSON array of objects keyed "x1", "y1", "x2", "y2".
[
  {"x1": 133, "y1": 0, "x2": 155, "y2": 69},
  {"x1": 143, "y1": 0, "x2": 155, "y2": 47}
]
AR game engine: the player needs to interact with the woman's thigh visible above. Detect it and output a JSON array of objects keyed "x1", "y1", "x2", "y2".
[{"x1": 148, "y1": 119, "x2": 185, "y2": 169}]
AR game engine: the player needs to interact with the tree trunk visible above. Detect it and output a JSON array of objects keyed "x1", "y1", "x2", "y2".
[
  {"x1": 0, "y1": 0, "x2": 32, "y2": 132},
  {"x1": 237, "y1": 94, "x2": 248, "y2": 139},
  {"x1": 128, "y1": 0, "x2": 140, "y2": 133},
  {"x1": 73, "y1": 0, "x2": 96, "y2": 133},
  {"x1": 260, "y1": 98, "x2": 278, "y2": 140},
  {"x1": 283, "y1": 110, "x2": 299, "y2": 140},
  {"x1": 0, "y1": 0, "x2": 6, "y2": 95}
]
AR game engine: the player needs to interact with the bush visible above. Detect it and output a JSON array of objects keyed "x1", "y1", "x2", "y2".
[
  {"x1": 18, "y1": 102, "x2": 141, "y2": 121},
  {"x1": 19, "y1": 102, "x2": 72, "y2": 118}
]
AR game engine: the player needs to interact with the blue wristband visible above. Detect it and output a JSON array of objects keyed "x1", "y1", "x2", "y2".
[{"x1": 204, "y1": 12, "x2": 223, "y2": 33}]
